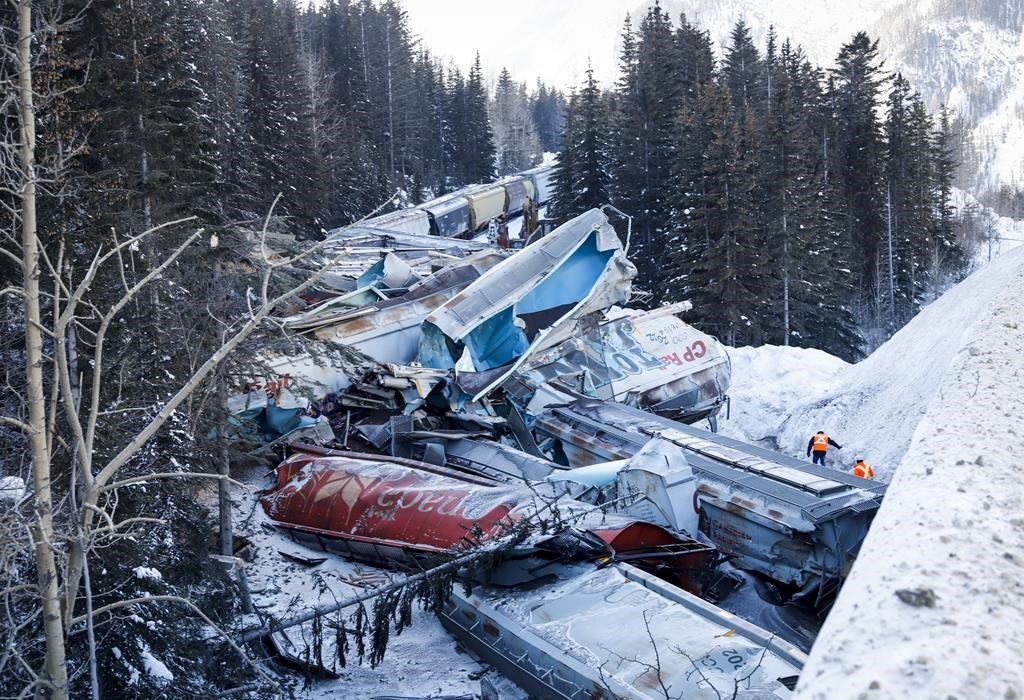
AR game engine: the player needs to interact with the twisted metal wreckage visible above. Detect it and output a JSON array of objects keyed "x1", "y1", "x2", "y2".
[{"x1": 233, "y1": 207, "x2": 885, "y2": 698}]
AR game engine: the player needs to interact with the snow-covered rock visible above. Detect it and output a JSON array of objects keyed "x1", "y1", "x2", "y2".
[{"x1": 794, "y1": 232, "x2": 1024, "y2": 699}]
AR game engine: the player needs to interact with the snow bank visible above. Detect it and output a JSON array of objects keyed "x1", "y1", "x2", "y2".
[
  {"x1": 719, "y1": 345, "x2": 848, "y2": 447},
  {"x1": 766, "y1": 247, "x2": 1024, "y2": 480},
  {"x1": 795, "y1": 243, "x2": 1024, "y2": 698}
]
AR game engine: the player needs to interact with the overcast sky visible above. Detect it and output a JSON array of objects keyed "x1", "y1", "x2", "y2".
[{"x1": 402, "y1": 0, "x2": 638, "y2": 91}]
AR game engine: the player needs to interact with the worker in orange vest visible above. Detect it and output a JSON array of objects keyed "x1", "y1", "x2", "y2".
[
  {"x1": 852, "y1": 458, "x2": 875, "y2": 480},
  {"x1": 806, "y1": 430, "x2": 842, "y2": 465}
]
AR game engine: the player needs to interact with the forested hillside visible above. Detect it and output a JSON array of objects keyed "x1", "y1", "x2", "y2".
[
  {"x1": 0, "y1": 1, "x2": 567, "y2": 696},
  {"x1": 553, "y1": 9, "x2": 967, "y2": 359}
]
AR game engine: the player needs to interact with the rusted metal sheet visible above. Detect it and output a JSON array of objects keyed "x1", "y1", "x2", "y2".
[
  {"x1": 439, "y1": 562, "x2": 805, "y2": 700},
  {"x1": 531, "y1": 398, "x2": 885, "y2": 599}
]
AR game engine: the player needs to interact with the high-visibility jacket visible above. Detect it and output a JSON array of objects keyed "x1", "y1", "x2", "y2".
[
  {"x1": 853, "y1": 461, "x2": 875, "y2": 480},
  {"x1": 812, "y1": 434, "x2": 831, "y2": 452}
]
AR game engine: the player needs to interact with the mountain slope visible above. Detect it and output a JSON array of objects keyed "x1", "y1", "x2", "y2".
[{"x1": 648, "y1": 0, "x2": 1024, "y2": 197}]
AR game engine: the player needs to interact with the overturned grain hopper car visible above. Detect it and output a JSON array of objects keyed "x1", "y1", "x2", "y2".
[
  {"x1": 441, "y1": 563, "x2": 805, "y2": 699},
  {"x1": 532, "y1": 398, "x2": 886, "y2": 602},
  {"x1": 421, "y1": 193, "x2": 472, "y2": 238},
  {"x1": 363, "y1": 208, "x2": 431, "y2": 237}
]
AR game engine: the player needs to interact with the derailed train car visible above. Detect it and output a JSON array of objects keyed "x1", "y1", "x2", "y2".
[
  {"x1": 463, "y1": 184, "x2": 507, "y2": 231},
  {"x1": 418, "y1": 208, "x2": 636, "y2": 400},
  {"x1": 521, "y1": 165, "x2": 556, "y2": 204},
  {"x1": 508, "y1": 302, "x2": 732, "y2": 424},
  {"x1": 261, "y1": 445, "x2": 720, "y2": 591},
  {"x1": 421, "y1": 193, "x2": 472, "y2": 238},
  {"x1": 496, "y1": 175, "x2": 534, "y2": 215},
  {"x1": 363, "y1": 208, "x2": 432, "y2": 237},
  {"x1": 441, "y1": 563, "x2": 805, "y2": 699},
  {"x1": 531, "y1": 398, "x2": 886, "y2": 602}
]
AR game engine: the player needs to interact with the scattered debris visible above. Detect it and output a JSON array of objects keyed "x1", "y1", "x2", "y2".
[
  {"x1": 226, "y1": 200, "x2": 890, "y2": 696},
  {"x1": 278, "y1": 550, "x2": 328, "y2": 567}
]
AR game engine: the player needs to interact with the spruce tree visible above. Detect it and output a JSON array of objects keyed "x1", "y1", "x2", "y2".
[
  {"x1": 611, "y1": 4, "x2": 683, "y2": 297},
  {"x1": 831, "y1": 32, "x2": 887, "y2": 298},
  {"x1": 668, "y1": 81, "x2": 761, "y2": 346},
  {"x1": 550, "y1": 69, "x2": 611, "y2": 222}
]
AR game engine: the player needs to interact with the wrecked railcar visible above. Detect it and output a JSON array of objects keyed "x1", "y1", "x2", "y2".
[
  {"x1": 418, "y1": 209, "x2": 636, "y2": 401},
  {"x1": 440, "y1": 562, "x2": 805, "y2": 700},
  {"x1": 293, "y1": 251, "x2": 507, "y2": 364},
  {"x1": 508, "y1": 302, "x2": 732, "y2": 424},
  {"x1": 532, "y1": 398, "x2": 885, "y2": 600},
  {"x1": 316, "y1": 226, "x2": 496, "y2": 288},
  {"x1": 260, "y1": 445, "x2": 720, "y2": 592}
]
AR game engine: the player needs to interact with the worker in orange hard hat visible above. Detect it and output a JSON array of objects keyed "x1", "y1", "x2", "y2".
[
  {"x1": 806, "y1": 430, "x2": 842, "y2": 465},
  {"x1": 852, "y1": 458, "x2": 875, "y2": 480}
]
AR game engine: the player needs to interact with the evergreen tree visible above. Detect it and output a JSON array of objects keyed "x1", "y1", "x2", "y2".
[
  {"x1": 463, "y1": 53, "x2": 497, "y2": 183},
  {"x1": 722, "y1": 19, "x2": 765, "y2": 119},
  {"x1": 550, "y1": 68, "x2": 611, "y2": 221},
  {"x1": 668, "y1": 81, "x2": 761, "y2": 346},
  {"x1": 530, "y1": 81, "x2": 567, "y2": 153},
  {"x1": 930, "y1": 106, "x2": 966, "y2": 288},
  {"x1": 831, "y1": 32, "x2": 887, "y2": 296},
  {"x1": 611, "y1": 4, "x2": 683, "y2": 296},
  {"x1": 491, "y1": 68, "x2": 542, "y2": 174}
]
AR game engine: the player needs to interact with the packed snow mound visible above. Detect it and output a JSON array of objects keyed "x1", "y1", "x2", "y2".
[
  {"x1": 770, "y1": 247, "x2": 1024, "y2": 480},
  {"x1": 795, "y1": 234, "x2": 1024, "y2": 699},
  {"x1": 719, "y1": 345, "x2": 849, "y2": 447}
]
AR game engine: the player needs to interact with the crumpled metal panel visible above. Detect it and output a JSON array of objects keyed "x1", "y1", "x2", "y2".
[
  {"x1": 439, "y1": 563, "x2": 804, "y2": 700},
  {"x1": 513, "y1": 303, "x2": 731, "y2": 421},
  {"x1": 303, "y1": 252, "x2": 506, "y2": 364},
  {"x1": 419, "y1": 209, "x2": 636, "y2": 400},
  {"x1": 261, "y1": 452, "x2": 528, "y2": 564},
  {"x1": 355, "y1": 252, "x2": 421, "y2": 290}
]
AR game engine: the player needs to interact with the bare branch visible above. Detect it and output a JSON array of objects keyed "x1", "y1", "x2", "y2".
[{"x1": 98, "y1": 471, "x2": 252, "y2": 494}]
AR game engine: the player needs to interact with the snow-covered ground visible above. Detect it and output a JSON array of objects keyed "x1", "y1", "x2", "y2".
[
  {"x1": 718, "y1": 345, "x2": 849, "y2": 451},
  {"x1": 230, "y1": 465, "x2": 491, "y2": 699},
  {"x1": 721, "y1": 246, "x2": 1024, "y2": 481},
  {"x1": 718, "y1": 245, "x2": 1024, "y2": 697},
  {"x1": 795, "y1": 239, "x2": 1024, "y2": 699}
]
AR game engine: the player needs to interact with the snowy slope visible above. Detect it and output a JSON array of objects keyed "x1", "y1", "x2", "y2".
[
  {"x1": 779, "y1": 246, "x2": 1024, "y2": 480},
  {"x1": 718, "y1": 345, "x2": 848, "y2": 449},
  {"x1": 720, "y1": 246, "x2": 1024, "y2": 480},
  {"x1": 794, "y1": 237, "x2": 1024, "y2": 699}
]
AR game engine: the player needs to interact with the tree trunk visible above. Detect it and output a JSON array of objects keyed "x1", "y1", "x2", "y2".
[{"x1": 17, "y1": 1, "x2": 70, "y2": 696}]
